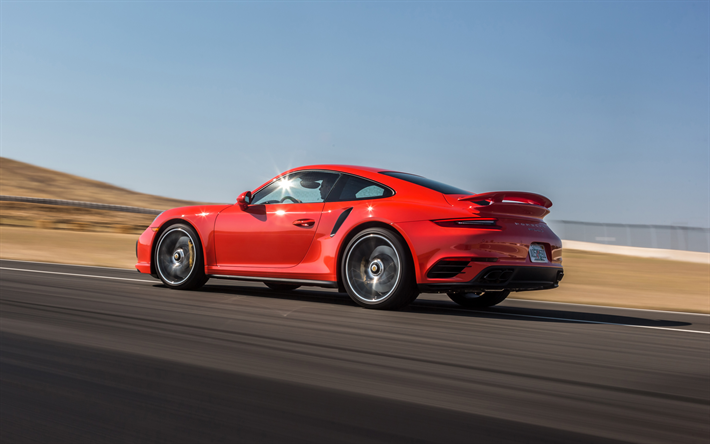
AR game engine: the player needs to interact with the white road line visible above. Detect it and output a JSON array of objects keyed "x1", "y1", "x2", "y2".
[
  {"x1": 469, "y1": 310, "x2": 710, "y2": 335},
  {"x1": 0, "y1": 267, "x2": 154, "y2": 283},
  {"x1": 508, "y1": 298, "x2": 710, "y2": 317},
  {"x1": 1, "y1": 260, "x2": 708, "y2": 317},
  {"x1": 1, "y1": 265, "x2": 708, "y2": 335},
  {"x1": 0, "y1": 259, "x2": 130, "y2": 271}
]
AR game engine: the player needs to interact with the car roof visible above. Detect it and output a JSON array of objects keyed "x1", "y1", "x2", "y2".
[
  {"x1": 289, "y1": 165, "x2": 390, "y2": 175},
  {"x1": 283, "y1": 165, "x2": 415, "y2": 188}
]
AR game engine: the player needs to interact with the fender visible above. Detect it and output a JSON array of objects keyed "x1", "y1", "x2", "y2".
[
  {"x1": 149, "y1": 204, "x2": 231, "y2": 269},
  {"x1": 333, "y1": 215, "x2": 424, "y2": 284}
]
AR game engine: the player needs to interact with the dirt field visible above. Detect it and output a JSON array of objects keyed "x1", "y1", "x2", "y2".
[
  {"x1": 0, "y1": 201, "x2": 157, "y2": 235},
  {"x1": 1, "y1": 226, "x2": 707, "y2": 313},
  {"x1": 0, "y1": 226, "x2": 140, "y2": 269},
  {"x1": 514, "y1": 249, "x2": 709, "y2": 313}
]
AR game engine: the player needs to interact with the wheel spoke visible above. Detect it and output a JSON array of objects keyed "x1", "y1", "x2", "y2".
[
  {"x1": 157, "y1": 228, "x2": 196, "y2": 285},
  {"x1": 346, "y1": 234, "x2": 401, "y2": 303}
]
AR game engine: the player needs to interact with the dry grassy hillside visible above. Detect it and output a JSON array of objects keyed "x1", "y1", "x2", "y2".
[{"x1": 0, "y1": 157, "x2": 208, "y2": 209}]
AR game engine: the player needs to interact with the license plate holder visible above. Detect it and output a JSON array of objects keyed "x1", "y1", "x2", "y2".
[{"x1": 529, "y1": 244, "x2": 548, "y2": 263}]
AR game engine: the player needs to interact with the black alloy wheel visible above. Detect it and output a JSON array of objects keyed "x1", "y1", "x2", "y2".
[
  {"x1": 342, "y1": 228, "x2": 418, "y2": 310},
  {"x1": 155, "y1": 223, "x2": 208, "y2": 290}
]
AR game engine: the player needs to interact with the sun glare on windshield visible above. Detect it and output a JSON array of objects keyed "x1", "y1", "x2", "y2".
[{"x1": 278, "y1": 178, "x2": 293, "y2": 191}]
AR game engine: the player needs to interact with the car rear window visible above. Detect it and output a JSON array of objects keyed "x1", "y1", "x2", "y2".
[
  {"x1": 328, "y1": 175, "x2": 394, "y2": 202},
  {"x1": 380, "y1": 172, "x2": 471, "y2": 195}
]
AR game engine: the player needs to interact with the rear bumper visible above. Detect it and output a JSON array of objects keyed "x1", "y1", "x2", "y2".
[
  {"x1": 418, "y1": 265, "x2": 564, "y2": 293},
  {"x1": 395, "y1": 220, "x2": 563, "y2": 284}
]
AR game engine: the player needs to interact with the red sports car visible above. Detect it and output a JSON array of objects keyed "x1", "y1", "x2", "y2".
[{"x1": 136, "y1": 165, "x2": 563, "y2": 310}]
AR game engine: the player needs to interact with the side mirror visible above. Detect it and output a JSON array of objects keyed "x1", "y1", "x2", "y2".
[{"x1": 237, "y1": 191, "x2": 252, "y2": 209}]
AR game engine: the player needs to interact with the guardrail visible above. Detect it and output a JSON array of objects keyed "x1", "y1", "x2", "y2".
[
  {"x1": 0, "y1": 195, "x2": 163, "y2": 215},
  {"x1": 548, "y1": 220, "x2": 710, "y2": 253}
]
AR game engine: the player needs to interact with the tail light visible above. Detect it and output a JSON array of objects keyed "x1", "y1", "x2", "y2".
[{"x1": 432, "y1": 218, "x2": 500, "y2": 229}]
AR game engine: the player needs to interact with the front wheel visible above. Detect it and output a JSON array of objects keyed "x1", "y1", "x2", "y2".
[
  {"x1": 447, "y1": 290, "x2": 510, "y2": 308},
  {"x1": 155, "y1": 224, "x2": 208, "y2": 290},
  {"x1": 341, "y1": 228, "x2": 418, "y2": 310}
]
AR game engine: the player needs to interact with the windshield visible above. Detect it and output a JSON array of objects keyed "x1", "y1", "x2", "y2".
[
  {"x1": 251, "y1": 171, "x2": 340, "y2": 205},
  {"x1": 380, "y1": 172, "x2": 471, "y2": 195}
]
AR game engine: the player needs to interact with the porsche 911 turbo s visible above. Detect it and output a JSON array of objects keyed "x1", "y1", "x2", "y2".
[{"x1": 136, "y1": 165, "x2": 563, "y2": 310}]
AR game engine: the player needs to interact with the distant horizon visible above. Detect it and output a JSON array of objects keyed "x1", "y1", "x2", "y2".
[{"x1": 2, "y1": 2, "x2": 708, "y2": 228}]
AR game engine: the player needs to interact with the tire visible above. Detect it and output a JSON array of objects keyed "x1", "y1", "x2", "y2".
[
  {"x1": 265, "y1": 283, "x2": 301, "y2": 292},
  {"x1": 154, "y1": 223, "x2": 208, "y2": 290},
  {"x1": 447, "y1": 290, "x2": 510, "y2": 309},
  {"x1": 341, "y1": 228, "x2": 418, "y2": 310}
]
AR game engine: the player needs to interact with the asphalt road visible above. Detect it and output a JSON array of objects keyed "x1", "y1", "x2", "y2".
[{"x1": 1, "y1": 259, "x2": 708, "y2": 443}]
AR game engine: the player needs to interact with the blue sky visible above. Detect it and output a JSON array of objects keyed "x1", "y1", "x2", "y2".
[{"x1": 2, "y1": 1, "x2": 708, "y2": 227}]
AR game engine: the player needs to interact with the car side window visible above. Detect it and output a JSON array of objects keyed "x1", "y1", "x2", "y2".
[
  {"x1": 251, "y1": 171, "x2": 340, "y2": 205},
  {"x1": 328, "y1": 175, "x2": 393, "y2": 202}
]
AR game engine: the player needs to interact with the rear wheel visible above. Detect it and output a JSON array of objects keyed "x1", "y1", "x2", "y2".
[
  {"x1": 341, "y1": 228, "x2": 418, "y2": 310},
  {"x1": 265, "y1": 283, "x2": 301, "y2": 292},
  {"x1": 155, "y1": 224, "x2": 208, "y2": 290},
  {"x1": 447, "y1": 290, "x2": 510, "y2": 308}
]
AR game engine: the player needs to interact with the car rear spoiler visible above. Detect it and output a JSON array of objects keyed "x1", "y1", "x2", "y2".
[{"x1": 458, "y1": 191, "x2": 553, "y2": 209}]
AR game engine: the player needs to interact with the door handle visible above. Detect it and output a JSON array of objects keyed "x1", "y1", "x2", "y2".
[{"x1": 293, "y1": 219, "x2": 316, "y2": 228}]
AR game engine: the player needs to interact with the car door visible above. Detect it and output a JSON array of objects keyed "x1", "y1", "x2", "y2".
[{"x1": 214, "y1": 171, "x2": 340, "y2": 268}]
